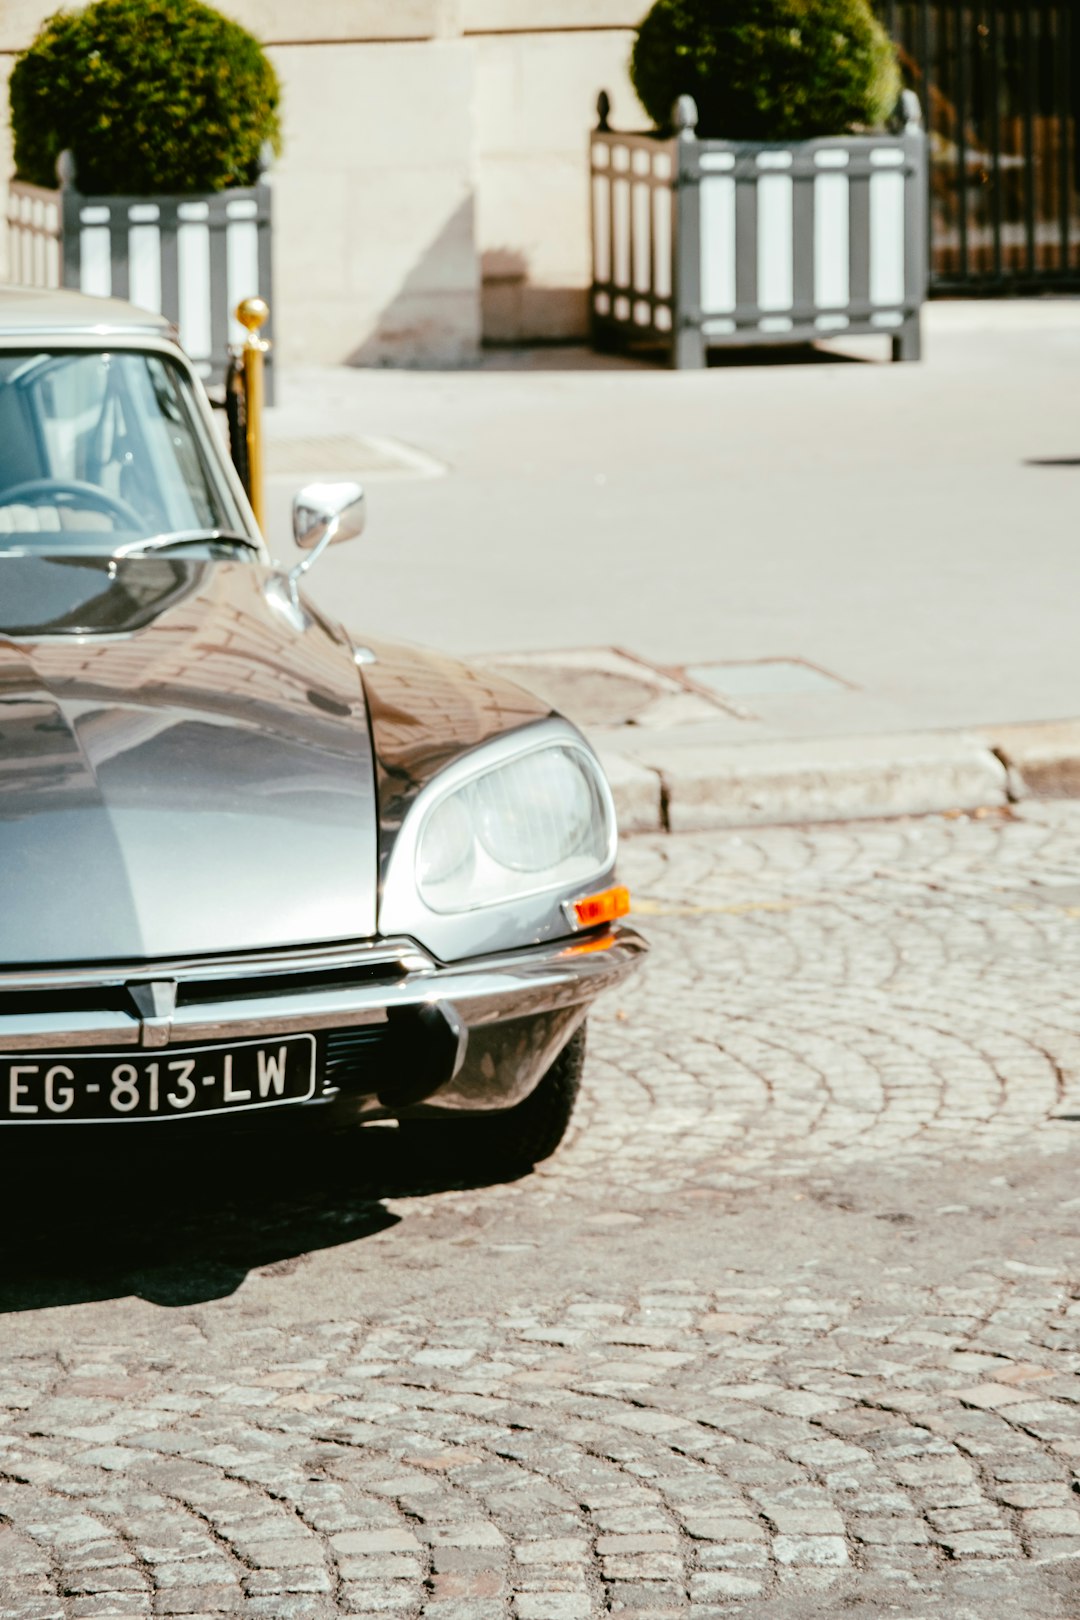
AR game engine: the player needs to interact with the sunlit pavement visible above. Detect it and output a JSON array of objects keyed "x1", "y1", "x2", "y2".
[
  {"x1": 264, "y1": 301, "x2": 1080, "y2": 742},
  {"x1": 4, "y1": 804, "x2": 1080, "y2": 1616}
]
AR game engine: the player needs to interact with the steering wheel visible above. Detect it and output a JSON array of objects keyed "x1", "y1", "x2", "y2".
[{"x1": 0, "y1": 478, "x2": 146, "y2": 531}]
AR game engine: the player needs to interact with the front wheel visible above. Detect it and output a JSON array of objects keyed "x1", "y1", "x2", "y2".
[{"x1": 399, "y1": 1024, "x2": 586, "y2": 1177}]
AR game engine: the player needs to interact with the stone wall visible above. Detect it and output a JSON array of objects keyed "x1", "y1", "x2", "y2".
[{"x1": 0, "y1": 0, "x2": 642, "y2": 365}]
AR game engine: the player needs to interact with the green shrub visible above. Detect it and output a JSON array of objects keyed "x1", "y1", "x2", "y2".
[
  {"x1": 10, "y1": 0, "x2": 281, "y2": 194},
  {"x1": 630, "y1": 0, "x2": 900, "y2": 141}
]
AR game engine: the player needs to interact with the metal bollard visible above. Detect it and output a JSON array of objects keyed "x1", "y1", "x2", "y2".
[{"x1": 235, "y1": 297, "x2": 271, "y2": 532}]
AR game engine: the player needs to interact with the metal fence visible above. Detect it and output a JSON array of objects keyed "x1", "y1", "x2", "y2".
[
  {"x1": 5, "y1": 175, "x2": 273, "y2": 395},
  {"x1": 879, "y1": 0, "x2": 1080, "y2": 290},
  {"x1": 591, "y1": 94, "x2": 928, "y2": 366}
]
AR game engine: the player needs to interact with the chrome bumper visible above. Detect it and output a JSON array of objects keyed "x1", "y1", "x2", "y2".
[{"x1": 0, "y1": 926, "x2": 647, "y2": 1118}]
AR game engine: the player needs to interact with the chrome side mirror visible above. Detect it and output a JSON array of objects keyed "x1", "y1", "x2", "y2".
[{"x1": 290, "y1": 481, "x2": 365, "y2": 583}]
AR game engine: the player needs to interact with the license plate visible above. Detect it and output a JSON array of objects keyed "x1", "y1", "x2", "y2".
[{"x1": 0, "y1": 1035, "x2": 316, "y2": 1122}]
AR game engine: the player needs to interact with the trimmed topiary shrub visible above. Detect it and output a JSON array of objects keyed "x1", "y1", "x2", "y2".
[
  {"x1": 630, "y1": 0, "x2": 900, "y2": 142},
  {"x1": 10, "y1": 0, "x2": 281, "y2": 195}
]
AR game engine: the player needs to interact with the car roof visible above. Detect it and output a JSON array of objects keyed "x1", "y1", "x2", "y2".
[{"x1": 0, "y1": 286, "x2": 174, "y2": 339}]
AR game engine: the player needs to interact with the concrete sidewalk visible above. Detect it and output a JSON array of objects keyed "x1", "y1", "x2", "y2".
[
  {"x1": 461, "y1": 653, "x2": 1076, "y2": 833},
  {"x1": 262, "y1": 300, "x2": 1080, "y2": 832}
]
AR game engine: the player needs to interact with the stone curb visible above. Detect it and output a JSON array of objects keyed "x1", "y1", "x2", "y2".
[
  {"x1": 595, "y1": 750, "x2": 666, "y2": 835},
  {"x1": 984, "y1": 720, "x2": 1080, "y2": 800},
  {"x1": 598, "y1": 730, "x2": 1014, "y2": 835}
]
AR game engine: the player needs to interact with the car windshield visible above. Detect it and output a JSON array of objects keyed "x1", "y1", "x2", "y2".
[{"x1": 0, "y1": 348, "x2": 250, "y2": 556}]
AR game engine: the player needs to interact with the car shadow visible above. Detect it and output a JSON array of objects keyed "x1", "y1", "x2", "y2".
[{"x1": 0, "y1": 1126, "x2": 525, "y2": 1312}]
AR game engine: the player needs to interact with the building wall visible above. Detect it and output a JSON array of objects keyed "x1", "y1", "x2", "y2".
[
  {"x1": 473, "y1": 29, "x2": 638, "y2": 343},
  {"x1": 0, "y1": 0, "x2": 641, "y2": 364},
  {"x1": 268, "y1": 38, "x2": 480, "y2": 366}
]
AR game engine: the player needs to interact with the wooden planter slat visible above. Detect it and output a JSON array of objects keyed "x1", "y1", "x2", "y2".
[
  {"x1": 6, "y1": 173, "x2": 273, "y2": 396},
  {"x1": 590, "y1": 93, "x2": 928, "y2": 366}
]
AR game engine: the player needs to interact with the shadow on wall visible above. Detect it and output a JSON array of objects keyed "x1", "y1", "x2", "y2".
[
  {"x1": 481, "y1": 247, "x2": 590, "y2": 345},
  {"x1": 346, "y1": 196, "x2": 483, "y2": 368}
]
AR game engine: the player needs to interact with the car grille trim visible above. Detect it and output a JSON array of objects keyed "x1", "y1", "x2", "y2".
[
  {"x1": 0, "y1": 940, "x2": 427, "y2": 1052},
  {"x1": 0, "y1": 927, "x2": 647, "y2": 1056},
  {"x1": 0, "y1": 937, "x2": 432, "y2": 996},
  {"x1": 323, "y1": 1024, "x2": 391, "y2": 1091}
]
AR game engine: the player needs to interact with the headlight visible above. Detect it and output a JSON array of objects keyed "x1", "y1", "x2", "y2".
[{"x1": 416, "y1": 742, "x2": 613, "y2": 913}]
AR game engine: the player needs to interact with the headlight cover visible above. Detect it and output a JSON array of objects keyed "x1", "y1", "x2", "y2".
[{"x1": 416, "y1": 741, "x2": 614, "y2": 914}]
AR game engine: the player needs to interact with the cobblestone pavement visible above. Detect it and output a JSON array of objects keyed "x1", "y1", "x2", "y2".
[{"x1": 4, "y1": 805, "x2": 1080, "y2": 1619}]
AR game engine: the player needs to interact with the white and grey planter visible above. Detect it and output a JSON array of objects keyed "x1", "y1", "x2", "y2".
[
  {"x1": 590, "y1": 90, "x2": 928, "y2": 367},
  {"x1": 5, "y1": 152, "x2": 273, "y2": 396}
]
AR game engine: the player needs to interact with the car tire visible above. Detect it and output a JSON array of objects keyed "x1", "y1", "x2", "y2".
[{"x1": 399, "y1": 1023, "x2": 586, "y2": 1176}]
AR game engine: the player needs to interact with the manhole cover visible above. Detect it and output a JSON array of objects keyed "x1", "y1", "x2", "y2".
[
  {"x1": 479, "y1": 649, "x2": 731, "y2": 730},
  {"x1": 489, "y1": 664, "x2": 663, "y2": 728},
  {"x1": 685, "y1": 659, "x2": 847, "y2": 696},
  {"x1": 265, "y1": 434, "x2": 445, "y2": 482}
]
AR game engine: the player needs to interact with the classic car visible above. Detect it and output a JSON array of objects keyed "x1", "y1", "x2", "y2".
[{"x1": 0, "y1": 286, "x2": 646, "y2": 1171}]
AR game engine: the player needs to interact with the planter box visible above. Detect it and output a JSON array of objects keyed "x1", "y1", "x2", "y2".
[
  {"x1": 5, "y1": 161, "x2": 273, "y2": 396},
  {"x1": 590, "y1": 91, "x2": 928, "y2": 367}
]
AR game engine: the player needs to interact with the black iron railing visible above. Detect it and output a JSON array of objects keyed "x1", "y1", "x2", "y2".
[{"x1": 879, "y1": 0, "x2": 1080, "y2": 289}]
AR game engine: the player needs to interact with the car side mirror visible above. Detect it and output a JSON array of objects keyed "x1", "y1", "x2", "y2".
[{"x1": 290, "y1": 481, "x2": 365, "y2": 582}]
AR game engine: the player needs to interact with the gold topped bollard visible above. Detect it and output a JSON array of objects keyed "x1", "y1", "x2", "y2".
[{"x1": 235, "y1": 297, "x2": 270, "y2": 532}]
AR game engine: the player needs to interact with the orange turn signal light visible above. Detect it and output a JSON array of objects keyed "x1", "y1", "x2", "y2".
[{"x1": 570, "y1": 885, "x2": 631, "y2": 929}]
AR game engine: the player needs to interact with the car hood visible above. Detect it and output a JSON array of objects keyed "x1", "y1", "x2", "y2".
[{"x1": 0, "y1": 554, "x2": 378, "y2": 964}]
